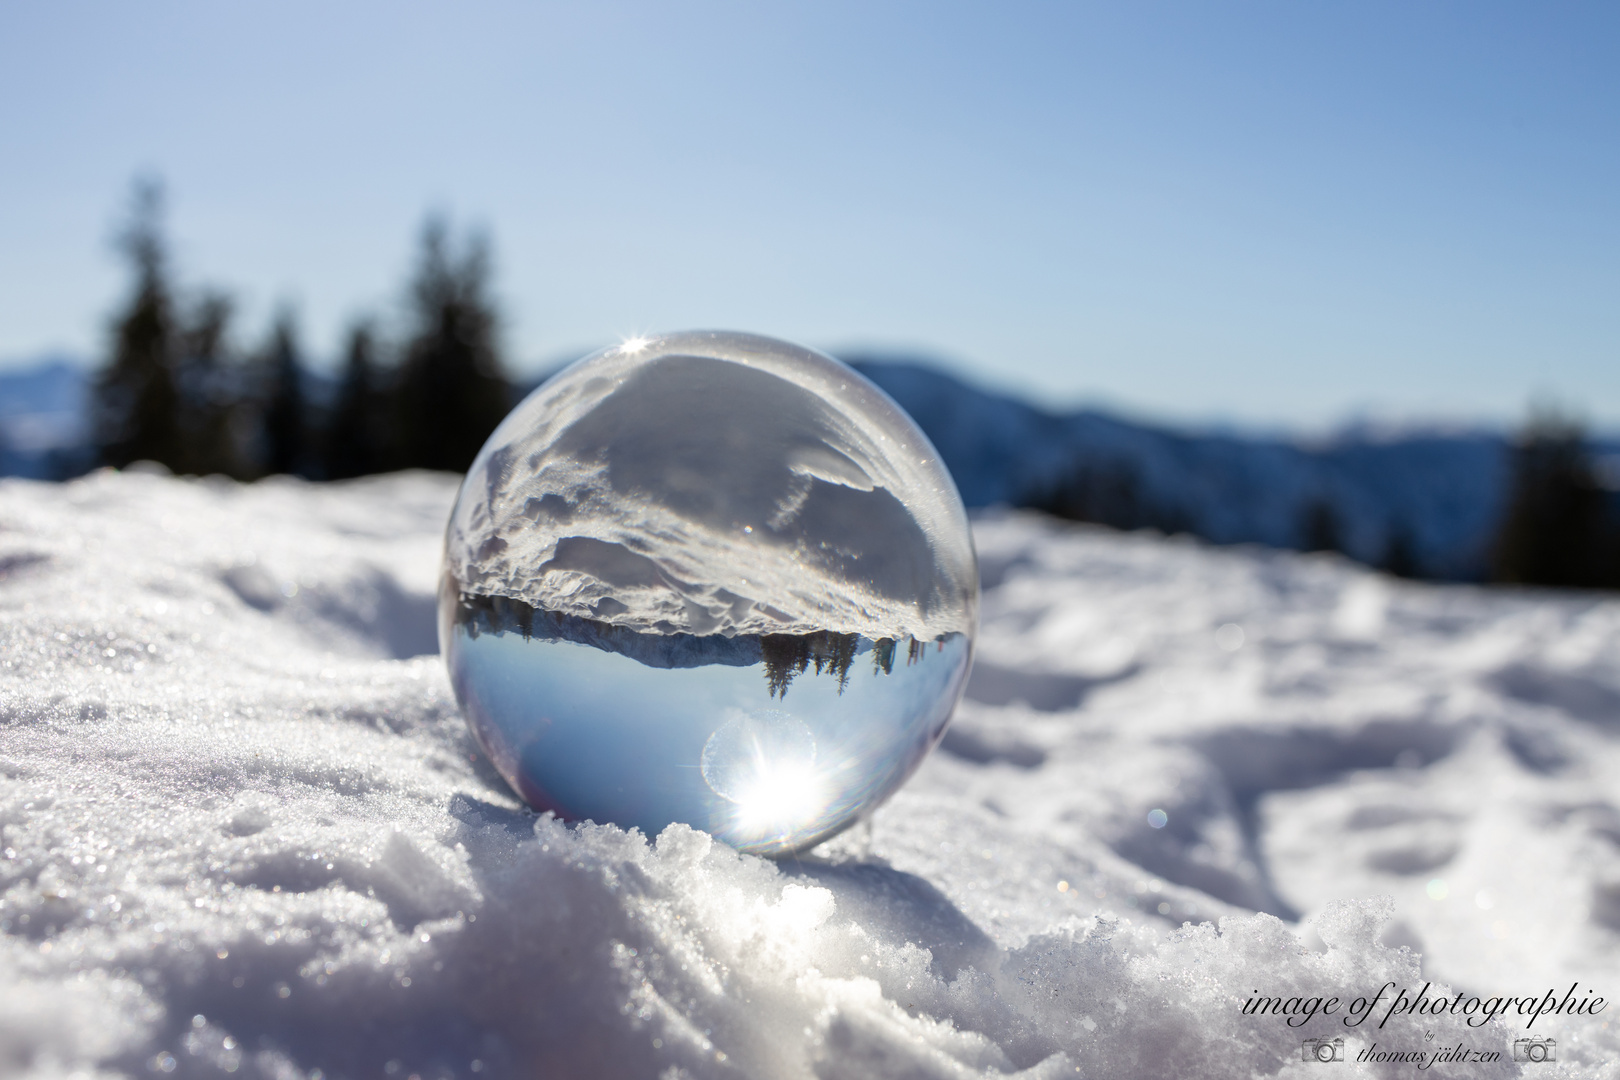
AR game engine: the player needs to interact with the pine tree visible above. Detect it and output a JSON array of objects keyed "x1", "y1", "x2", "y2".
[
  {"x1": 95, "y1": 179, "x2": 183, "y2": 469},
  {"x1": 324, "y1": 320, "x2": 389, "y2": 479},
  {"x1": 1491, "y1": 409, "x2": 1620, "y2": 588},
  {"x1": 173, "y1": 291, "x2": 244, "y2": 477},
  {"x1": 1380, "y1": 523, "x2": 1420, "y2": 579},
  {"x1": 1299, "y1": 497, "x2": 1343, "y2": 554},
  {"x1": 257, "y1": 309, "x2": 307, "y2": 477},
  {"x1": 395, "y1": 216, "x2": 511, "y2": 472}
]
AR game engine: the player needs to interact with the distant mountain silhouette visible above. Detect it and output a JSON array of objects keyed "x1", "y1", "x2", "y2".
[
  {"x1": 0, "y1": 358, "x2": 92, "y2": 479},
  {"x1": 843, "y1": 357, "x2": 1590, "y2": 582}
]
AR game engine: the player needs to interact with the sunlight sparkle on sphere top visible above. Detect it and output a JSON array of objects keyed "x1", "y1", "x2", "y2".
[{"x1": 439, "y1": 331, "x2": 979, "y2": 855}]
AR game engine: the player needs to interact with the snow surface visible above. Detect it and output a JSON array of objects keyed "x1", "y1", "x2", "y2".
[
  {"x1": 1, "y1": 470, "x2": 1618, "y2": 1078},
  {"x1": 449, "y1": 334, "x2": 976, "y2": 642}
]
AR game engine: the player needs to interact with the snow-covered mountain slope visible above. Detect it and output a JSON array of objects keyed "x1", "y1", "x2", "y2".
[
  {"x1": 853, "y1": 359, "x2": 1521, "y2": 580},
  {"x1": 1, "y1": 472, "x2": 1618, "y2": 1078},
  {"x1": 0, "y1": 359, "x2": 90, "y2": 480}
]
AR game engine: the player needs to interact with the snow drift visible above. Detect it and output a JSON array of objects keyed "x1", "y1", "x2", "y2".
[{"x1": 0, "y1": 470, "x2": 1616, "y2": 1077}]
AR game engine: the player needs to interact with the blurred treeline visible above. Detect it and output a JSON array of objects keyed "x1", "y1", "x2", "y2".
[
  {"x1": 94, "y1": 181, "x2": 513, "y2": 480},
  {"x1": 89, "y1": 182, "x2": 1620, "y2": 591},
  {"x1": 1026, "y1": 411, "x2": 1620, "y2": 589}
]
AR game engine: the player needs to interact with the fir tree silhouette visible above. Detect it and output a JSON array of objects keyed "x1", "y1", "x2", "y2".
[
  {"x1": 95, "y1": 179, "x2": 183, "y2": 469},
  {"x1": 1299, "y1": 497, "x2": 1343, "y2": 554},
  {"x1": 1491, "y1": 408, "x2": 1620, "y2": 588},
  {"x1": 1380, "y1": 523, "x2": 1420, "y2": 579},
  {"x1": 173, "y1": 291, "x2": 244, "y2": 477},
  {"x1": 761, "y1": 634, "x2": 813, "y2": 698},
  {"x1": 256, "y1": 308, "x2": 307, "y2": 476},
  {"x1": 871, "y1": 637, "x2": 897, "y2": 676},
  {"x1": 324, "y1": 320, "x2": 390, "y2": 479},
  {"x1": 759, "y1": 631, "x2": 864, "y2": 698},
  {"x1": 395, "y1": 216, "x2": 511, "y2": 472}
]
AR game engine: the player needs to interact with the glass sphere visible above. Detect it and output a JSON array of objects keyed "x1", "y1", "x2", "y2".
[{"x1": 439, "y1": 331, "x2": 978, "y2": 855}]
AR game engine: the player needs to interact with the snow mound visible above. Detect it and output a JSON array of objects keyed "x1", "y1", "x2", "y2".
[{"x1": 0, "y1": 471, "x2": 1616, "y2": 1077}]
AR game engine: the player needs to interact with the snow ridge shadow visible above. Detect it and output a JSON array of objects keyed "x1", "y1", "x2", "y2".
[{"x1": 963, "y1": 660, "x2": 1140, "y2": 713}]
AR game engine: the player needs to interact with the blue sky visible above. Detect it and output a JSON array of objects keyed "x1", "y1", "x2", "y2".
[{"x1": 2, "y1": 2, "x2": 1617, "y2": 429}]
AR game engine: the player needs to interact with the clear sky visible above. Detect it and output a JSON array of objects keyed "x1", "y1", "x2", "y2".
[{"x1": 2, "y1": 2, "x2": 1617, "y2": 429}]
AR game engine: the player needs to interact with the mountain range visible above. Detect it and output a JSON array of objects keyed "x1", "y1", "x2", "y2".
[
  {"x1": 846, "y1": 358, "x2": 1541, "y2": 580},
  {"x1": 6, "y1": 353, "x2": 1615, "y2": 581}
]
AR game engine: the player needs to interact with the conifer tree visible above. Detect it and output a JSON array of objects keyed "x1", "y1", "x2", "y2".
[
  {"x1": 95, "y1": 179, "x2": 183, "y2": 469},
  {"x1": 257, "y1": 308, "x2": 307, "y2": 476},
  {"x1": 395, "y1": 217, "x2": 511, "y2": 472},
  {"x1": 1299, "y1": 497, "x2": 1343, "y2": 554},
  {"x1": 1380, "y1": 523, "x2": 1420, "y2": 579},
  {"x1": 1491, "y1": 409, "x2": 1620, "y2": 588},
  {"x1": 324, "y1": 320, "x2": 388, "y2": 479},
  {"x1": 174, "y1": 291, "x2": 243, "y2": 477}
]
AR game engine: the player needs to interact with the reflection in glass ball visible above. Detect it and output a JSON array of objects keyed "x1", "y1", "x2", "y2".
[{"x1": 439, "y1": 331, "x2": 978, "y2": 855}]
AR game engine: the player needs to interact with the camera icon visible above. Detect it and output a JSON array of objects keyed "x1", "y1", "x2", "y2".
[
  {"x1": 1302, "y1": 1037, "x2": 1345, "y2": 1062},
  {"x1": 1514, "y1": 1037, "x2": 1556, "y2": 1063}
]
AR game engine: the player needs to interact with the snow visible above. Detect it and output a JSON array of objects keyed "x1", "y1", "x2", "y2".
[
  {"x1": 449, "y1": 334, "x2": 976, "y2": 642},
  {"x1": 2, "y1": 469, "x2": 1618, "y2": 1078}
]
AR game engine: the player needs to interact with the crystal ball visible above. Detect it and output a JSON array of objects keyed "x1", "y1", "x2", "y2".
[{"x1": 439, "y1": 331, "x2": 978, "y2": 855}]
